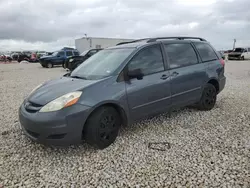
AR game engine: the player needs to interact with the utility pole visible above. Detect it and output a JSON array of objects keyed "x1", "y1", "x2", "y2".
[{"x1": 233, "y1": 39, "x2": 236, "y2": 49}]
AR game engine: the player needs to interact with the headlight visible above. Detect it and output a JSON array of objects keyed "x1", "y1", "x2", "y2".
[
  {"x1": 69, "y1": 59, "x2": 74, "y2": 62},
  {"x1": 39, "y1": 91, "x2": 82, "y2": 112}
]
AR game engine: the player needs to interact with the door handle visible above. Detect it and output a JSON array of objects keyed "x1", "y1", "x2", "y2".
[
  {"x1": 160, "y1": 74, "x2": 169, "y2": 80},
  {"x1": 171, "y1": 72, "x2": 179, "y2": 77}
]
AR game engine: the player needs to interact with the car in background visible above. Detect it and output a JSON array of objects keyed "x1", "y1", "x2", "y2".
[
  {"x1": 0, "y1": 54, "x2": 13, "y2": 62},
  {"x1": 19, "y1": 36, "x2": 226, "y2": 149},
  {"x1": 228, "y1": 47, "x2": 245, "y2": 60},
  {"x1": 64, "y1": 48, "x2": 103, "y2": 71},
  {"x1": 39, "y1": 47, "x2": 79, "y2": 68},
  {"x1": 17, "y1": 53, "x2": 30, "y2": 62}
]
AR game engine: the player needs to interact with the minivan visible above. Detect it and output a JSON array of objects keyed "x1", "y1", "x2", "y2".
[{"x1": 19, "y1": 37, "x2": 226, "y2": 149}]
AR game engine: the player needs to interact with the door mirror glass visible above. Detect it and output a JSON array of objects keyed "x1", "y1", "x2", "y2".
[{"x1": 127, "y1": 68, "x2": 144, "y2": 80}]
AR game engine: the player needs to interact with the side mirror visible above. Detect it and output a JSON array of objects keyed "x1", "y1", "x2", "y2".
[{"x1": 127, "y1": 68, "x2": 144, "y2": 80}]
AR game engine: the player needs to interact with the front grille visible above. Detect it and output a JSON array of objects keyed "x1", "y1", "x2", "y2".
[
  {"x1": 25, "y1": 101, "x2": 43, "y2": 113},
  {"x1": 228, "y1": 54, "x2": 241, "y2": 57}
]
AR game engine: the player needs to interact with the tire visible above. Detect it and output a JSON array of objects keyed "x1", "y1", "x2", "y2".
[
  {"x1": 47, "y1": 62, "x2": 53, "y2": 68},
  {"x1": 241, "y1": 56, "x2": 244, "y2": 60},
  {"x1": 83, "y1": 106, "x2": 121, "y2": 149},
  {"x1": 197, "y1": 83, "x2": 217, "y2": 111}
]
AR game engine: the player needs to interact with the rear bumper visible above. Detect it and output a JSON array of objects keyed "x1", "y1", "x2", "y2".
[
  {"x1": 218, "y1": 77, "x2": 226, "y2": 93},
  {"x1": 19, "y1": 102, "x2": 91, "y2": 146}
]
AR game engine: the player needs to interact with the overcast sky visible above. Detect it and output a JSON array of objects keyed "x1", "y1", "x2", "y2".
[{"x1": 0, "y1": 0, "x2": 250, "y2": 52}]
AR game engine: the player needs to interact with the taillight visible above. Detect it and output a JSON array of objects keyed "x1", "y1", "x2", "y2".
[{"x1": 220, "y1": 59, "x2": 225, "y2": 66}]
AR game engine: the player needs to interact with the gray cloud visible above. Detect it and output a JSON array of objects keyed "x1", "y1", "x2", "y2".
[{"x1": 0, "y1": 0, "x2": 250, "y2": 51}]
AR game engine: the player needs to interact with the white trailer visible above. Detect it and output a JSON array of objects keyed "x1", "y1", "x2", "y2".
[{"x1": 75, "y1": 37, "x2": 134, "y2": 53}]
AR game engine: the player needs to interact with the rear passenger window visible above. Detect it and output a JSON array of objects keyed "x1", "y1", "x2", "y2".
[
  {"x1": 164, "y1": 43, "x2": 198, "y2": 69},
  {"x1": 194, "y1": 43, "x2": 218, "y2": 62},
  {"x1": 128, "y1": 45, "x2": 164, "y2": 75}
]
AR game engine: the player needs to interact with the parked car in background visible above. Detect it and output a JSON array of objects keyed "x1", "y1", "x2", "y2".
[
  {"x1": 228, "y1": 47, "x2": 245, "y2": 60},
  {"x1": 0, "y1": 54, "x2": 13, "y2": 62},
  {"x1": 64, "y1": 48, "x2": 102, "y2": 71},
  {"x1": 29, "y1": 53, "x2": 39, "y2": 62},
  {"x1": 39, "y1": 47, "x2": 79, "y2": 68},
  {"x1": 17, "y1": 53, "x2": 30, "y2": 62},
  {"x1": 11, "y1": 52, "x2": 22, "y2": 61},
  {"x1": 19, "y1": 36, "x2": 226, "y2": 149}
]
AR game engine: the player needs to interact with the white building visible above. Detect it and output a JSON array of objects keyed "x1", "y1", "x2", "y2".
[{"x1": 75, "y1": 37, "x2": 134, "y2": 53}]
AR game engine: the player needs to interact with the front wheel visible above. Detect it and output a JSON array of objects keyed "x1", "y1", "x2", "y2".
[
  {"x1": 241, "y1": 56, "x2": 245, "y2": 60},
  {"x1": 83, "y1": 106, "x2": 121, "y2": 149},
  {"x1": 197, "y1": 83, "x2": 217, "y2": 111},
  {"x1": 47, "y1": 62, "x2": 53, "y2": 68}
]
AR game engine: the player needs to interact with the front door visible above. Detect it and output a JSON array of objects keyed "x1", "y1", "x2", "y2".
[
  {"x1": 125, "y1": 44, "x2": 171, "y2": 120},
  {"x1": 54, "y1": 51, "x2": 65, "y2": 65},
  {"x1": 163, "y1": 42, "x2": 207, "y2": 108}
]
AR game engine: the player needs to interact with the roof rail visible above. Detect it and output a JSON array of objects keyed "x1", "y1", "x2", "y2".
[
  {"x1": 147, "y1": 37, "x2": 207, "y2": 42},
  {"x1": 116, "y1": 38, "x2": 150, "y2": 46}
]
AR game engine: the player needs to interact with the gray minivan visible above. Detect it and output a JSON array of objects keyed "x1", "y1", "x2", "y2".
[{"x1": 19, "y1": 37, "x2": 226, "y2": 149}]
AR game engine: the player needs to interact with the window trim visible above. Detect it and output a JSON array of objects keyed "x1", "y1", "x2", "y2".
[
  {"x1": 163, "y1": 42, "x2": 200, "y2": 70},
  {"x1": 126, "y1": 44, "x2": 166, "y2": 78}
]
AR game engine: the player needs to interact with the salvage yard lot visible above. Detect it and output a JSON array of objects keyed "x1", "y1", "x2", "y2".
[{"x1": 0, "y1": 61, "x2": 250, "y2": 187}]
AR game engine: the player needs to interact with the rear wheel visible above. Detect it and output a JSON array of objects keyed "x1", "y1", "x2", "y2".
[
  {"x1": 197, "y1": 83, "x2": 217, "y2": 111},
  {"x1": 83, "y1": 106, "x2": 121, "y2": 149}
]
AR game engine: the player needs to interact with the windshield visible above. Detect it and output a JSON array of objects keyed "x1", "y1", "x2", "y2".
[
  {"x1": 80, "y1": 50, "x2": 89, "y2": 56},
  {"x1": 233, "y1": 48, "x2": 244, "y2": 52},
  {"x1": 71, "y1": 48, "x2": 134, "y2": 80},
  {"x1": 52, "y1": 51, "x2": 58, "y2": 56}
]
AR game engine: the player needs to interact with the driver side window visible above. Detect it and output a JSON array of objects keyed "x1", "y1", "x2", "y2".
[{"x1": 128, "y1": 45, "x2": 164, "y2": 76}]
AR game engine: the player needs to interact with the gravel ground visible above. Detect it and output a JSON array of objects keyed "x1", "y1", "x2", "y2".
[{"x1": 0, "y1": 61, "x2": 250, "y2": 187}]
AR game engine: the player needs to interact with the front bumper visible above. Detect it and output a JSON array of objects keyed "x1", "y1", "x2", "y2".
[
  {"x1": 228, "y1": 55, "x2": 241, "y2": 60},
  {"x1": 19, "y1": 102, "x2": 91, "y2": 146}
]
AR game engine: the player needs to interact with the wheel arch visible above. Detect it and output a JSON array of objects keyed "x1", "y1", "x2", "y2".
[
  {"x1": 207, "y1": 78, "x2": 219, "y2": 94},
  {"x1": 85, "y1": 101, "x2": 129, "y2": 127}
]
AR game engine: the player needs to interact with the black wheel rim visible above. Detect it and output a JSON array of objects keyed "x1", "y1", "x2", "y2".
[
  {"x1": 204, "y1": 87, "x2": 216, "y2": 107},
  {"x1": 99, "y1": 114, "x2": 118, "y2": 142}
]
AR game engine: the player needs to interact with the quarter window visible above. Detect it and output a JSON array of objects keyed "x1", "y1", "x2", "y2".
[
  {"x1": 164, "y1": 43, "x2": 198, "y2": 69},
  {"x1": 128, "y1": 45, "x2": 164, "y2": 75},
  {"x1": 194, "y1": 43, "x2": 218, "y2": 62}
]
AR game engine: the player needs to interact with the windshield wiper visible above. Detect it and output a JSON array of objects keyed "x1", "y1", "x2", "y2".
[{"x1": 70, "y1": 75, "x2": 88, "y2": 80}]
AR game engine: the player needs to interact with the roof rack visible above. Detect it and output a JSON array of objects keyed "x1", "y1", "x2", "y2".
[
  {"x1": 116, "y1": 38, "x2": 150, "y2": 46},
  {"x1": 116, "y1": 36, "x2": 207, "y2": 46},
  {"x1": 147, "y1": 37, "x2": 207, "y2": 42}
]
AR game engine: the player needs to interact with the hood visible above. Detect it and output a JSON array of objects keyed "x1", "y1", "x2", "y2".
[
  {"x1": 28, "y1": 77, "x2": 99, "y2": 105},
  {"x1": 40, "y1": 55, "x2": 54, "y2": 59}
]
